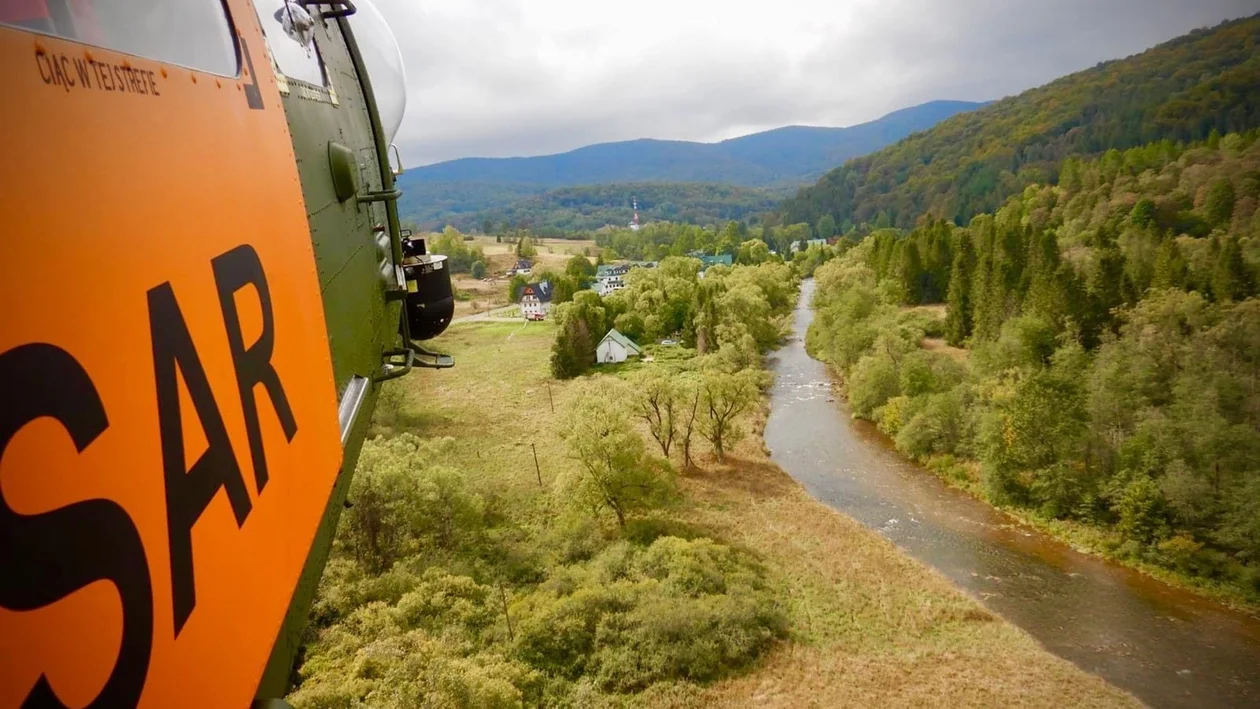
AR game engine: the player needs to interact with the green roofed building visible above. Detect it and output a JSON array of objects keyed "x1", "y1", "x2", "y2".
[
  {"x1": 595, "y1": 328, "x2": 643, "y2": 364},
  {"x1": 698, "y1": 254, "x2": 733, "y2": 268}
]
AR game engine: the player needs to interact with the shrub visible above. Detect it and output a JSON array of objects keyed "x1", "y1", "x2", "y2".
[
  {"x1": 848, "y1": 353, "x2": 900, "y2": 418},
  {"x1": 895, "y1": 389, "x2": 966, "y2": 458},
  {"x1": 396, "y1": 569, "x2": 497, "y2": 636},
  {"x1": 1110, "y1": 474, "x2": 1169, "y2": 544},
  {"x1": 511, "y1": 537, "x2": 785, "y2": 691},
  {"x1": 341, "y1": 435, "x2": 484, "y2": 573},
  {"x1": 1028, "y1": 461, "x2": 1086, "y2": 519}
]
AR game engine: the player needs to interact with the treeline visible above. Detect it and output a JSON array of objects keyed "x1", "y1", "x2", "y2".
[
  {"x1": 780, "y1": 15, "x2": 1260, "y2": 231},
  {"x1": 595, "y1": 219, "x2": 840, "y2": 266},
  {"x1": 551, "y1": 258, "x2": 799, "y2": 379},
  {"x1": 428, "y1": 226, "x2": 489, "y2": 276},
  {"x1": 467, "y1": 182, "x2": 784, "y2": 235},
  {"x1": 808, "y1": 132, "x2": 1260, "y2": 601},
  {"x1": 395, "y1": 181, "x2": 547, "y2": 231}
]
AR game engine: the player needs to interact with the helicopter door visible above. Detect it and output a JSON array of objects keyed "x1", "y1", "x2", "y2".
[
  {"x1": 249, "y1": 0, "x2": 403, "y2": 403},
  {"x1": 0, "y1": 1, "x2": 344, "y2": 708}
]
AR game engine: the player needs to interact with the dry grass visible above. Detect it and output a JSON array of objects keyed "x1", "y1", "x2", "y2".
[
  {"x1": 676, "y1": 431, "x2": 1138, "y2": 707},
  {"x1": 461, "y1": 235, "x2": 598, "y2": 275},
  {"x1": 384, "y1": 322, "x2": 1140, "y2": 708},
  {"x1": 902, "y1": 303, "x2": 948, "y2": 318},
  {"x1": 921, "y1": 336, "x2": 970, "y2": 362},
  {"x1": 451, "y1": 274, "x2": 508, "y2": 317}
]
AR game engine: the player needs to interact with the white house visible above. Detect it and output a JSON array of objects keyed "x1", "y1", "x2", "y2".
[
  {"x1": 595, "y1": 328, "x2": 643, "y2": 364},
  {"x1": 594, "y1": 264, "x2": 631, "y2": 296},
  {"x1": 520, "y1": 280, "x2": 553, "y2": 320}
]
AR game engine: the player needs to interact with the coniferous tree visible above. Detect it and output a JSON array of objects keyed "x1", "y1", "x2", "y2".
[
  {"x1": 1131, "y1": 198, "x2": 1157, "y2": 228},
  {"x1": 899, "y1": 241, "x2": 925, "y2": 304},
  {"x1": 945, "y1": 232, "x2": 976, "y2": 345},
  {"x1": 1023, "y1": 230, "x2": 1079, "y2": 332},
  {"x1": 1204, "y1": 179, "x2": 1236, "y2": 228},
  {"x1": 1151, "y1": 238, "x2": 1189, "y2": 290},
  {"x1": 1212, "y1": 236, "x2": 1255, "y2": 301},
  {"x1": 1083, "y1": 248, "x2": 1127, "y2": 346},
  {"x1": 971, "y1": 224, "x2": 1001, "y2": 341},
  {"x1": 923, "y1": 220, "x2": 954, "y2": 302}
]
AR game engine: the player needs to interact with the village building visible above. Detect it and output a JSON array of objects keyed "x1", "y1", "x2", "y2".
[
  {"x1": 697, "y1": 254, "x2": 734, "y2": 268},
  {"x1": 507, "y1": 259, "x2": 533, "y2": 276},
  {"x1": 790, "y1": 238, "x2": 828, "y2": 253},
  {"x1": 695, "y1": 253, "x2": 734, "y2": 278},
  {"x1": 594, "y1": 264, "x2": 631, "y2": 296},
  {"x1": 519, "y1": 280, "x2": 553, "y2": 320},
  {"x1": 593, "y1": 261, "x2": 658, "y2": 296},
  {"x1": 595, "y1": 328, "x2": 643, "y2": 364}
]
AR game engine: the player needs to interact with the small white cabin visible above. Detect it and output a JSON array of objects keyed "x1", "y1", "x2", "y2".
[{"x1": 595, "y1": 328, "x2": 643, "y2": 364}]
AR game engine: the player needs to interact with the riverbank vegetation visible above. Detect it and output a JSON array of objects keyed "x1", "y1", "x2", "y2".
[
  {"x1": 808, "y1": 131, "x2": 1260, "y2": 608},
  {"x1": 288, "y1": 317, "x2": 1138, "y2": 707}
]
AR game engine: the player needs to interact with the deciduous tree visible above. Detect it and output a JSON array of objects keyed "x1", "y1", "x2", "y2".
[
  {"x1": 558, "y1": 381, "x2": 674, "y2": 527},
  {"x1": 698, "y1": 369, "x2": 760, "y2": 461}
]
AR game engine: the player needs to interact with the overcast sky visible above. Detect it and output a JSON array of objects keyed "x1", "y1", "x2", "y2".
[{"x1": 368, "y1": 0, "x2": 1257, "y2": 166}]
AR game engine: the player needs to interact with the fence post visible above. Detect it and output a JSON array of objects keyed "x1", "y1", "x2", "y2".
[{"x1": 531, "y1": 442, "x2": 542, "y2": 488}]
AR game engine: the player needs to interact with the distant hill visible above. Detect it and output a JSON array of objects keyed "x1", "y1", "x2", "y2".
[
  {"x1": 400, "y1": 100, "x2": 984, "y2": 189},
  {"x1": 778, "y1": 14, "x2": 1260, "y2": 230},
  {"x1": 455, "y1": 182, "x2": 787, "y2": 235},
  {"x1": 397, "y1": 100, "x2": 984, "y2": 228}
]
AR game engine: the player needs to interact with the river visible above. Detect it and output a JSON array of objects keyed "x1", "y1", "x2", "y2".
[{"x1": 763, "y1": 279, "x2": 1260, "y2": 709}]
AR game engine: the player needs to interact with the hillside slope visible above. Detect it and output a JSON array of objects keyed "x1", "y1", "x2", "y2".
[{"x1": 779, "y1": 15, "x2": 1260, "y2": 229}]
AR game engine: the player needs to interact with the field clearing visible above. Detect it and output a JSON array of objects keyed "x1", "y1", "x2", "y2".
[
  {"x1": 462, "y1": 235, "x2": 599, "y2": 275},
  {"x1": 371, "y1": 321, "x2": 1139, "y2": 708},
  {"x1": 920, "y1": 336, "x2": 969, "y2": 361},
  {"x1": 450, "y1": 274, "x2": 507, "y2": 317}
]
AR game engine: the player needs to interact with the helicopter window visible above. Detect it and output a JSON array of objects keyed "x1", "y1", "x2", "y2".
[
  {"x1": 348, "y1": 0, "x2": 407, "y2": 144},
  {"x1": 251, "y1": 0, "x2": 327, "y2": 88},
  {"x1": 0, "y1": 0, "x2": 239, "y2": 77}
]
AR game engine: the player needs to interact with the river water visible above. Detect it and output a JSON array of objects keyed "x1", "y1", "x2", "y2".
[{"x1": 763, "y1": 279, "x2": 1260, "y2": 709}]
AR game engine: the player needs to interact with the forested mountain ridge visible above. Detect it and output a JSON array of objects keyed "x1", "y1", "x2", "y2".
[
  {"x1": 808, "y1": 129, "x2": 1260, "y2": 604},
  {"x1": 401, "y1": 100, "x2": 983, "y2": 189},
  {"x1": 780, "y1": 15, "x2": 1260, "y2": 231},
  {"x1": 398, "y1": 101, "x2": 983, "y2": 229},
  {"x1": 447, "y1": 183, "x2": 785, "y2": 234}
]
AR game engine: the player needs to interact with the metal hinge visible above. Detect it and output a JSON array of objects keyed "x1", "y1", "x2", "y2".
[{"x1": 299, "y1": 0, "x2": 356, "y2": 19}]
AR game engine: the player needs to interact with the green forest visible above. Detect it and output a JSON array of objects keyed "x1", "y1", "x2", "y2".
[
  {"x1": 591, "y1": 220, "x2": 829, "y2": 269},
  {"x1": 780, "y1": 15, "x2": 1260, "y2": 231},
  {"x1": 444, "y1": 183, "x2": 782, "y2": 235},
  {"x1": 396, "y1": 182, "x2": 549, "y2": 231},
  {"x1": 808, "y1": 130, "x2": 1260, "y2": 603}
]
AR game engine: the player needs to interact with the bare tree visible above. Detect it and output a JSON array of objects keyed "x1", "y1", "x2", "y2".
[
  {"x1": 677, "y1": 375, "x2": 702, "y2": 469},
  {"x1": 699, "y1": 370, "x2": 759, "y2": 461},
  {"x1": 631, "y1": 369, "x2": 679, "y2": 457}
]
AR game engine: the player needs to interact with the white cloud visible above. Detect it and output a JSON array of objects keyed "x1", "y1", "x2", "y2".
[{"x1": 366, "y1": 0, "x2": 1256, "y2": 165}]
